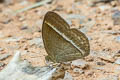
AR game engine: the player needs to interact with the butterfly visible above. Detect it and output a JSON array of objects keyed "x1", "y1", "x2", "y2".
[{"x1": 42, "y1": 11, "x2": 90, "y2": 63}]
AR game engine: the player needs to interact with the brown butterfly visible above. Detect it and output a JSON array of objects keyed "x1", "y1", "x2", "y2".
[{"x1": 42, "y1": 11, "x2": 90, "y2": 63}]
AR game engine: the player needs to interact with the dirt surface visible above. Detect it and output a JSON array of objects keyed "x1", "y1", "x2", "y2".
[{"x1": 0, "y1": 0, "x2": 120, "y2": 80}]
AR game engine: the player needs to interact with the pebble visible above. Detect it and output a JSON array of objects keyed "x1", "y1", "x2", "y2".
[
  {"x1": 4, "y1": 36, "x2": 23, "y2": 42},
  {"x1": 112, "y1": 10, "x2": 120, "y2": 25},
  {"x1": 0, "y1": 32, "x2": 5, "y2": 38},
  {"x1": 4, "y1": 0, "x2": 14, "y2": 5},
  {"x1": 53, "y1": 5, "x2": 63, "y2": 11},
  {"x1": 94, "y1": 51, "x2": 115, "y2": 63},
  {"x1": 28, "y1": 38, "x2": 44, "y2": 47},
  {"x1": 0, "y1": 54, "x2": 11, "y2": 61},
  {"x1": 67, "y1": 14, "x2": 86, "y2": 20},
  {"x1": 1, "y1": 18, "x2": 12, "y2": 24},
  {"x1": 21, "y1": 26, "x2": 40, "y2": 34},
  {"x1": 92, "y1": 0, "x2": 113, "y2": 3},
  {"x1": 20, "y1": 25, "x2": 28, "y2": 30},
  {"x1": 100, "y1": 75, "x2": 119, "y2": 80},
  {"x1": 64, "y1": 72, "x2": 73, "y2": 80},
  {"x1": 80, "y1": 20, "x2": 96, "y2": 33},
  {"x1": 118, "y1": 50, "x2": 120, "y2": 53},
  {"x1": 6, "y1": 45, "x2": 20, "y2": 51},
  {"x1": 2, "y1": 8, "x2": 14, "y2": 16},
  {"x1": 73, "y1": 68, "x2": 84, "y2": 74},
  {"x1": 0, "y1": 48, "x2": 3, "y2": 51},
  {"x1": 93, "y1": 67, "x2": 104, "y2": 70},
  {"x1": 65, "y1": 14, "x2": 86, "y2": 26},
  {"x1": 18, "y1": 15, "x2": 25, "y2": 21},
  {"x1": 98, "y1": 5, "x2": 111, "y2": 11},
  {"x1": 114, "y1": 58, "x2": 120, "y2": 65},
  {"x1": 85, "y1": 71, "x2": 94, "y2": 76},
  {"x1": 115, "y1": 66, "x2": 120, "y2": 71},
  {"x1": 19, "y1": 0, "x2": 28, "y2": 6},
  {"x1": 0, "y1": 62, "x2": 5, "y2": 67},
  {"x1": 71, "y1": 59, "x2": 88, "y2": 69},
  {"x1": 115, "y1": 36, "x2": 120, "y2": 42},
  {"x1": 88, "y1": 0, "x2": 113, "y2": 6},
  {"x1": 96, "y1": 62, "x2": 105, "y2": 66}
]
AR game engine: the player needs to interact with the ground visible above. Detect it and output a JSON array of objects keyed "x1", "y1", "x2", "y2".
[{"x1": 0, "y1": 0, "x2": 120, "y2": 80}]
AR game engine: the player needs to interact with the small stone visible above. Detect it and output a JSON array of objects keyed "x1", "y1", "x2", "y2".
[
  {"x1": 86, "y1": 71, "x2": 94, "y2": 77},
  {"x1": 20, "y1": 26, "x2": 28, "y2": 30},
  {"x1": 0, "y1": 54, "x2": 11, "y2": 61},
  {"x1": 19, "y1": 0, "x2": 28, "y2": 6},
  {"x1": 112, "y1": 10, "x2": 120, "y2": 25},
  {"x1": 98, "y1": 52, "x2": 115, "y2": 63},
  {"x1": 28, "y1": 38, "x2": 44, "y2": 47},
  {"x1": 67, "y1": 14, "x2": 86, "y2": 20},
  {"x1": 73, "y1": 68, "x2": 84, "y2": 74},
  {"x1": 115, "y1": 58, "x2": 120, "y2": 65},
  {"x1": 92, "y1": 0, "x2": 113, "y2": 3},
  {"x1": 63, "y1": 72, "x2": 73, "y2": 80},
  {"x1": 115, "y1": 36, "x2": 120, "y2": 42},
  {"x1": 98, "y1": 5, "x2": 111, "y2": 11},
  {"x1": 2, "y1": 8, "x2": 14, "y2": 16},
  {"x1": 111, "y1": 1, "x2": 117, "y2": 7},
  {"x1": 21, "y1": 50, "x2": 28, "y2": 55},
  {"x1": 71, "y1": 59, "x2": 88, "y2": 69},
  {"x1": 6, "y1": 45, "x2": 20, "y2": 51},
  {"x1": 4, "y1": 0, "x2": 14, "y2": 5},
  {"x1": 118, "y1": 50, "x2": 120, "y2": 53},
  {"x1": 53, "y1": 5, "x2": 63, "y2": 11},
  {"x1": 115, "y1": 66, "x2": 120, "y2": 71},
  {"x1": 0, "y1": 48, "x2": 4, "y2": 51},
  {"x1": 93, "y1": 67, "x2": 104, "y2": 70},
  {"x1": 51, "y1": 66, "x2": 65, "y2": 80},
  {"x1": 2, "y1": 18, "x2": 12, "y2": 24},
  {"x1": 0, "y1": 62, "x2": 5, "y2": 70},
  {"x1": 0, "y1": 32, "x2": 5, "y2": 38},
  {"x1": 80, "y1": 20, "x2": 96, "y2": 33},
  {"x1": 0, "y1": 62, "x2": 5, "y2": 67},
  {"x1": 33, "y1": 32, "x2": 41, "y2": 38},
  {"x1": 100, "y1": 75, "x2": 119, "y2": 80},
  {"x1": 96, "y1": 62, "x2": 105, "y2": 66},
  {"x1": 18, "y1": 16, "x2": 25, "y2": 21},
  {"x1": 4, "y1": 36, "x2": 23, "y2": 42},
  {"x1": 86, "y1": 56, "x2": 94, "y2": 62}
]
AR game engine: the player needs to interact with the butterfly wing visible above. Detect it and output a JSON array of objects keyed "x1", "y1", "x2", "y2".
[{"x1": 42, "y1": 11, "x2": 90, "y2": 63}]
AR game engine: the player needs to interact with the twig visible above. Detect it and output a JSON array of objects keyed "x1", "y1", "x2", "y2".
[{"x1": 15, "y1": 0, "x2": 52, "y2": 14}]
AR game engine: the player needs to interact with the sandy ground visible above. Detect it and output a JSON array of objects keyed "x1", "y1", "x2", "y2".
[{"x1": 0, "y1": 0, "x2": 120, "y2": 80}]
